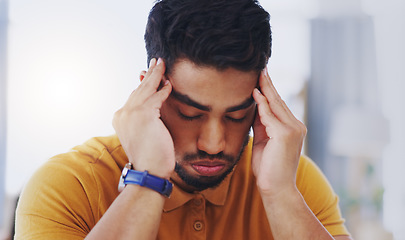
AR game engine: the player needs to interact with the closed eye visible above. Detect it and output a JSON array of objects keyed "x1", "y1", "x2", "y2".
[
  {"x1": 226, "y1": 116, "x2": 246, "y2": 123},
  {"x1": 178, "y1": 111, "x2": 202, "y2": 121}
]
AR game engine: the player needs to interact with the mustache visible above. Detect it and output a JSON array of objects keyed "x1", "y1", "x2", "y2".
[{"x1": 183, "y1": 150, "x2": 234, "y2": 163}]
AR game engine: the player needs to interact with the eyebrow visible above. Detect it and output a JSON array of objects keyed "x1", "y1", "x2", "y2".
[
  {"x1": 170, "y1": 89, "x2": 254, "y2": 112},
  {"x1": 225, "y1": 96, "x2": 255, "y2": 112}
]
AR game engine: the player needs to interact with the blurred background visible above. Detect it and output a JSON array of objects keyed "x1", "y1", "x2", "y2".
[{"x1": 0, "y1": 0, "x2": 404, "y2": 239}]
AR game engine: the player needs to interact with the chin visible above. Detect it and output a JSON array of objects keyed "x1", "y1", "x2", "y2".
[{"x1": 174, "y1": 162, "x2": 236, "y2": 191}]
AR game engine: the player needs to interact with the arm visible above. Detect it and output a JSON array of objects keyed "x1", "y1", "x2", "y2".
[
  {"x1": 251, "y1": 68, "x2": 352, "y2": 240},
  {"x1": 85, "y1": 185, "x2": 165, "y2": 239},
  {"x1": 86, "y1": 58, "x2": 174, "y2": 240}
]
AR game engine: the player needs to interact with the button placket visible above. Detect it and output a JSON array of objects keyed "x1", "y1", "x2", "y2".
[
  {"x1": 194, "y1": 198, "x2": 202, "y2": 206},
  {"x1": 189, "y1": 194, "x2": 206, "y2": 238}
]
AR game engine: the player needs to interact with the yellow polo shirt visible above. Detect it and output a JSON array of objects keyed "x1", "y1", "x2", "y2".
[{"x1": 15, "y1": 135, "x2": 349, "y2": 239}]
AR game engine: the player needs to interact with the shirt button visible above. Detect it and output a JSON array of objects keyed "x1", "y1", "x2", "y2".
[
  {"x1": 194, "y1": 198, "x2": 202, "y2": 206},
  {"x1": 193, "y1": 221, "x2": 203, "y2": 231}
]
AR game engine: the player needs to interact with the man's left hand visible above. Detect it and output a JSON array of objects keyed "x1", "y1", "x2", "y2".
[{"x1": 251, "y1": 68, "x2": 307, "y2": 197}]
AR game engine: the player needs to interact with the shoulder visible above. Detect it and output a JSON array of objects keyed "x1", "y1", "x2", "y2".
[
  {"x1": 296, "y1": 155, "x2": 336, "y2": 202},
  {"x1": 296, "y1": 155, "x2": 350, "y2": 236},
  {"x1": 27, "y1": 135, "x2": 126, "y2": 191},
  {"x1": 21, "y1": 134, "x2": 127, "y2": 202},
  {"x1": 16, "y1": 135, "x2": 127, "y2": 237}
]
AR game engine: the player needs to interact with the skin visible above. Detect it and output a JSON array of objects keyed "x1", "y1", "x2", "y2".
[
  {"x1": 160, "y1": 59, "x2": 257, "y2": 192},
  {"x1": 86, "y1": 58, "x2": 352, "y2": 240}
]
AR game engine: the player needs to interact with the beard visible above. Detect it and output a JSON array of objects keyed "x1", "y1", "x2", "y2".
[{"x1": 174, "y1": 133, "x2": 250, "y2": 191}]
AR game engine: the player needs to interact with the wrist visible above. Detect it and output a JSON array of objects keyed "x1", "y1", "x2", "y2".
[
  {"x1": 119, "y1": 163, "x2": 173, "y2": 197},
  {"x1": 132, "y1": 162, "x2": 173, "y2": 180},
  {"x1": 258, "y1": 183, "x2": 299, "y2": 202}
]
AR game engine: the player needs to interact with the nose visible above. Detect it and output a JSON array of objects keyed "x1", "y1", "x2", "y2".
[{"x1": 197, "y1": 118, "x2": 226, "y2": 155}]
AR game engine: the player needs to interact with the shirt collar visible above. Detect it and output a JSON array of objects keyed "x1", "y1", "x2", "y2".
[{"x1": 163, "y1": 170, "x2": 234, "y2": 212}]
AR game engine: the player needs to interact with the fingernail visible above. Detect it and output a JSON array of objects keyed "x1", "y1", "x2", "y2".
[
  {"x1": 149, "y1": 58, "x2": 156, "y2": 67},
  {"x1": 254, "y1": 88, "x2": 262, "y2": 94},
  {"x1": 157, "y1": 58, "x2": 163, "y2": 65},
  {"x1": 164, "y1": 80, "x2": 170, "y2": 85}
]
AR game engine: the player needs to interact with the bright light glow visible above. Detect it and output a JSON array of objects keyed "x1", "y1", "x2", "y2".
[{"x1": 6, "y1": 0, "x2": 154, "y2": 195}]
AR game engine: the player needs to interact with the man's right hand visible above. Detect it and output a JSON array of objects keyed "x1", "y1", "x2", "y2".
[{"x1": 112, "y1": 58, "x2": 175, "y2": 179}]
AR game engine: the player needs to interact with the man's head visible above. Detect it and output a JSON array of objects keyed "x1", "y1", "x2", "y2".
[
  {"x1": 159, "y1": 60, "x2": 257, "y2": 192},
  {"x1": 144, "y1": 0, "x2": 272, "y2": 192},
  {"x1": 145, "y1": 0, "x2": 271, "y2": 74}
]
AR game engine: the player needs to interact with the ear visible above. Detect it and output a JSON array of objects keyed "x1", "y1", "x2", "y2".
[{"x1": 139, "y1": 70, "x2": 147, "y2": 82}]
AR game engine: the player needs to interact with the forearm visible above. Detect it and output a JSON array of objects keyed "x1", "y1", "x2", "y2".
[
  {"x1": 85, "y1": 184, "x2": 165, "y2": 240},
  {"x1": 91, "y1": 58, "x2": 172, "y2": 239},
  {"x1": 261, "y1": 187, "x2": 334, "y2": 240}
]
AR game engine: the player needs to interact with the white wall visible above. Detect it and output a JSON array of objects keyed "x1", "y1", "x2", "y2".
[
  {"x1": 363, "y1": 0, "x2": 405, "y2": 238},
  {"x1": 0, "y1": 0, "x2": 9, "y2": 231},
  {"x1": 6, "y1": 0, "x2": 154, "y2": 195}
]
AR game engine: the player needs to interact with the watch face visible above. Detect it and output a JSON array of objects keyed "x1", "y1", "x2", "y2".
[
  {"x1": 118, "y1": 164, "x2": 131, "y2": 192},
  {"x1": 122, "y1": 166, "x2": 129, "y2": 178},
  {"x1": 118, "y1": 174, "x2": 126, "y2": 192}
]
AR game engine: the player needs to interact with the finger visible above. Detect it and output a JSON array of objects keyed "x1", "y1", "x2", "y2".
[
  {"x1": 138, "y1": 58, "x2": 166, "y2": 99},
  {"x1": 137, "y1": 58, "x2": 158, "y2": 91},
  {"x1": 118, "y1": 59, "x2": 166, "y2": 111},
  {"x1": 148, "y1": 80, "x2": 172, "y2": 109},
  {"x1": 266, "y1": 75, "x2": 295, "y2": 118},
  {"x1": 253, "y1": 88, "x2": 283, "y2": 131},
  {"x1": 258, "y1": 72, "x2": 289, "y2": 120},
  {"x1": 263, "y1": 68, "x2": 298, "y2": 120},
  {"x1": 141, "y1": 58, "x2": 165, "y2": 89},
  {"x1": 254, "y1": 88, "x2": 307, "y2": 146},
  {"x1": 142, "y1": 58, "x2": 157, "y2": 82},
  {"x1": 264, "y1": 73, "x2": 306, "y2": 132},
  {"x1": 146, "y1": 58, "x2": 166, "y2": 90},
  {"x1": 135, "y1": 58, "x2": 157, "y2": 96},
  {"x1": 259, "y1": 70, "x2": 298, "y2": 124},
  {"x1": 252, "y1": 108, "x2": 270, "y2": 144},
  {"x1": 259, "y1": 70, "x2": 307, "y2": 138}
]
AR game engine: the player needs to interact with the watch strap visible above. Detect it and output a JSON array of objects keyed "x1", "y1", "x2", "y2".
[{"x1": 118, "y1": 163, "x2": 173, "y2": 197}]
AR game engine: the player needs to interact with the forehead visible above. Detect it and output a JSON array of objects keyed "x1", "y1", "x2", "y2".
[{"x1": 167, "y1": 60, "x2": 258, "y2": 108}]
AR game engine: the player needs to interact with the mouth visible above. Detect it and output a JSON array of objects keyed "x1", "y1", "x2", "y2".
[{"x1": 190, "y1": 161, "x2": 226, "y2": 176}]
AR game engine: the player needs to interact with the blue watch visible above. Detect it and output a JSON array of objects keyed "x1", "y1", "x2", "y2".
[{"x1": 118, "y1": 163, "x2": 173, "y2": 198}]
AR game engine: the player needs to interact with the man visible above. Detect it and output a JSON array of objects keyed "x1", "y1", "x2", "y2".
[{"x1": 15, "y1": 0, "x2": 352, "y2": 239}]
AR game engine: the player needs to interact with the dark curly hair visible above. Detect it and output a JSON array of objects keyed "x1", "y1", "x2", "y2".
[{"x1": 144, "y1": 0, "x2": 271, "y2": 73}]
